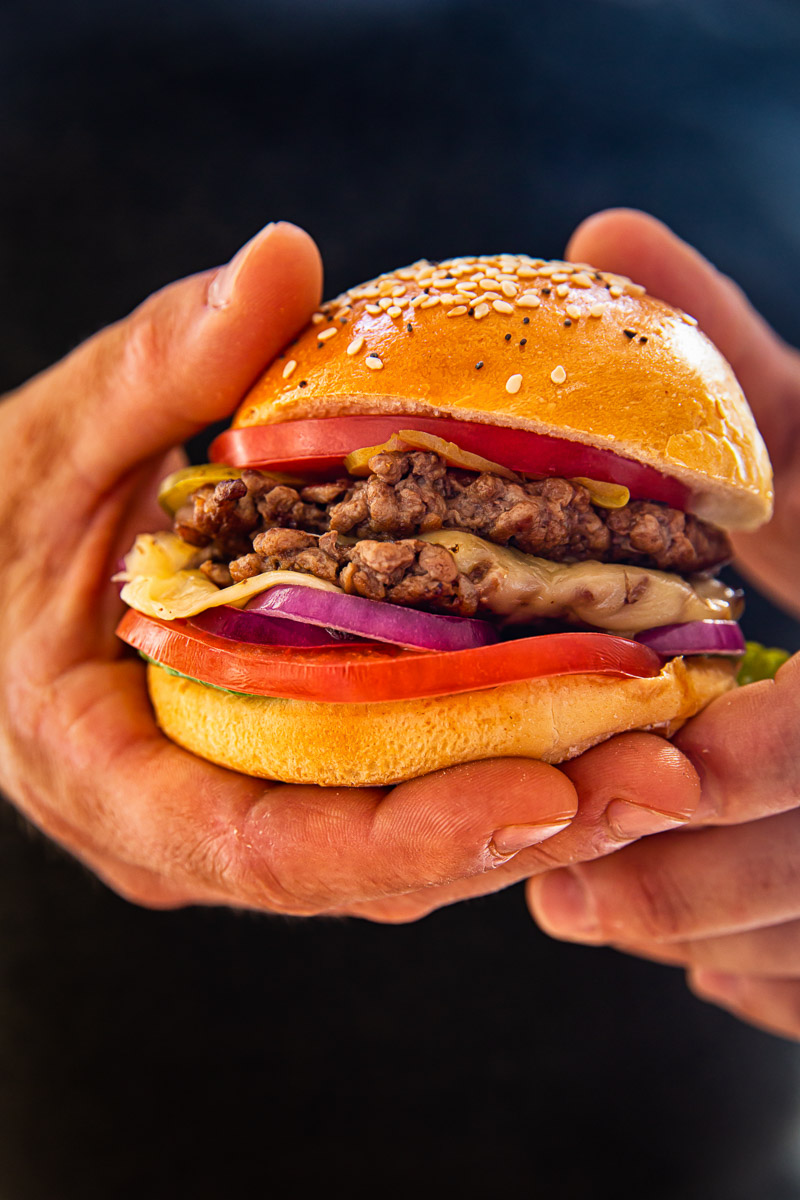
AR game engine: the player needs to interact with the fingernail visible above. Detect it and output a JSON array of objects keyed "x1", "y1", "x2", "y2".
[
  {"x1": 677, "y1": 745, "x2": 719, "y2": 822},
  {"x1": 535, "y1": 869, "x2": 600, "y2": 939},
  {"x1": 207, "y1": 222, "x2": 276, "y2": 309},
  {"x1": 606, "y1": 799, "x2": 688, "y2": 840},
  {"x1": 490, "y1": 821, "x2": 571, "y2": 858}
]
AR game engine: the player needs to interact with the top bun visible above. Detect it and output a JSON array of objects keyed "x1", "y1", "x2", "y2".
[{"x1": 234, "y1": 255, "x2": 773, "y2": 530}]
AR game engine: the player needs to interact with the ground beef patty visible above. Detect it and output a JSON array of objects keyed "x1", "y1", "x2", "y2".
[
  {"x1": 175, "y1": 451, "x2": 730, "y2": 576},
  {"x1": 217, "y1": 528, "x2": 479, "y2": 615}
]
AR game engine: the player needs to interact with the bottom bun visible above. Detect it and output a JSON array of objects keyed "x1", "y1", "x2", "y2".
[{"x1": 147, "y1": 656, "x2": 736, "y2": 787}]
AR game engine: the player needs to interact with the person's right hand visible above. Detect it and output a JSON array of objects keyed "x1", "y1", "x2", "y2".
[{"x1": 0, "y1": 220, "x2": 701, "y2": 917}]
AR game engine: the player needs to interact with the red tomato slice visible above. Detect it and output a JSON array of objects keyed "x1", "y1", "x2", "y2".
[
  {"x1": 117, "y1": 609, "x2": 661, "y2": 704},
  {"x1": 209, "y1": 416, "x2": 690, "y2": 508}
]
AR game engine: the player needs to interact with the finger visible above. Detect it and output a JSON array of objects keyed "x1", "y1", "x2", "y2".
[
  {"x1": 619, "y1": 918, "x2": 800, "y2": 978},
  {"x1": 689, "y1": 971, "x2": 800, "y2": 1041},
  {"x1": 674, "y1": 650, "x2": 800, "y2": 825},
  {"x1": 15, "y1": 220, "x2": 322, "y2": 502},
  {"x1": 565, "y1": 208, "x2": 793, "y2": 453},
  {"x1": 527, "y1": 807, "x2": 800, "y2": 949},
  {"x1": 28, "y1": 663, "x2": 579, "y2": 912},
  {"x1": 337, "y1": 733, "x2": 700, "y2": 923}
]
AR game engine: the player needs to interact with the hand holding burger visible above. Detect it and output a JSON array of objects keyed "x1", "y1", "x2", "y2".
[
  {"x1": 528, "y1": 209, "x2": 800, "y2": 1042},
  {"x1": 0, "y1": 220, "x2": 703, "y2": 915}
]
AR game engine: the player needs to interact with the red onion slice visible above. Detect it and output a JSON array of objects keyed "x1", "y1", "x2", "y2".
[
  {"x1": 189, "y1": 605, "x2": 363, "y2": 647},
  {"x1": 245, "y1": 585, "x2": 498, "y2": 651},
  {"x1": 635, "y1": 620, "x2": 746, "y2": 658}
]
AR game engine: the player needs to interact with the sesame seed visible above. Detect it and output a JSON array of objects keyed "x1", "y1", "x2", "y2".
[
  {"x1": 420, "y1": 296, "x2": 440, "y2": 308},
  {"x1": 407, "y1": 323, "x2": 413, "y2": 333},
  {"x1": 410, "y1": 294, "x2": 426, "y2": 308},
  {"x1": 504, "y1": 333, "x2": 512, "y2": 341},
  {"x1": 473, "y1": 302, "x2": 491, "y2": 320},
  {"x1": 475, "y1": 361, "x2": 484, "y2": 369},
  {"x1": 519, "y1": 338, "x2": 527, "y2": 346},
  {"x1": 298, "y1": 380, "x2": 308, "y2": 388},
  {"x1": 551, "y1": 272, "x2": 569, "y2": 284},
  {"x1": 551, "y1": 365, "x2": 567, "y2": 384},
  {"x1": 479, "y1": 290, "x2": 502, "y2": 302},
  {"x1": 456, "y1": 282, "x2": 478, "y2": 295},
  {"x1": 493, "y1": 299, "x2": 515, "y2": 314},
  {"x1": 517, "y1": 294, "x2": 541, "y2": 308},
  {"x1": 522, "y1": 317, "x2": 530, "y2": 324},
  {"x1": 347, "y1": 336, "x2": 365, "y2": 356},
  {"x1": 501, "y1": 280, "x2": 518, "y2": 298},
  {"x1": 282, "y1": 359, "x2": 297, "y2": 379},
  {"x1": 311, "y1": 313, "x2": 325, "y2": 324},
  {"x1": 626, "y1": 283, "x2": 646, "y2": 297},
  {"x1": 639, "y1": 335, "x2": 648, "y2": 343},
  {"x1": 556, "y1": 283, "x2": 570, "y2": 298},
  {"x1": 366, "y1": 304, "x2": 381, "y2": 315},
  {"x1": 589, "y1": 303, "x2": 606, "y2": 318},
  {"x1": 447, "y1": 305, "x2": 468, "y2": 317},
  {"x1": 624, "y1": 329, "x2": 636, "y2": 339},
  {"x1": 571, "y1": 273, "x2": 593, "y2": 288},
  {"x1": 609, "y1": 286, "x2": 623, "y2": 298},
  {"x1": 365, "y1": 354, "x2": 384, "y2": 370},
  {"x1": 517, "y1": 265, "x2": 538, "y2": 278},
  {"x1": 391, "y1": 284, "x2": 407, "y2": 296},
  {"x1": 506, "y1": 373, "x2": 523, "y2": 394},
  {"x1": 318, "y1": 326, "x2": 338, "y2": 342},
  {"x1": 566, "y1": 304, "x2": 581, "y2": 320},
  {"x1": 541, "y1": 287, "x2": 552, "y2": 296},
  {"x1": 563, "y1": 319, "x2": 572, "y2": 327},
  {"x1": 379, "y1": 297, "x2": 393, "y2": 310},
  {"x1": 682, "y1": 313, "x2": 698, "y2": 325},
  {"x1": 387, "y1": 306, "x2": 402, "y2": 318},
  {"x1": 479, "y1": 278, "x2": 499, "y2": 290}
]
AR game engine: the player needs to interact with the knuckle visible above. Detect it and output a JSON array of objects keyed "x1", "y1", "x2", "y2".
[
  {"x1": 180, "y1": 824, "x2": 328, "y2": 916},
  {"x1": 617, "y1": 863, "x2": 694, "y2": 942},
  {"x1": 117, "y1": 301, "x2": 172, "y2": 392}
]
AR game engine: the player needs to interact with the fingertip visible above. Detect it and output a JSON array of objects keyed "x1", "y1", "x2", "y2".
[
  {"x1": 561, "y1": 732, "x2": 701, "y2": 823},
  {"x1": 566, "y1": 207, "x2": 664, "y2": 266}
]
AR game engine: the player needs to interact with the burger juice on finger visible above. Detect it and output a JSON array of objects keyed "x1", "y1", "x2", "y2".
[{"x1": 116, "y1": 254, "x2": 772, "y2": 785}]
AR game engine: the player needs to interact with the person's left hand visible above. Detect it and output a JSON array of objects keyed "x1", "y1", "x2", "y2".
[{"x1": 528, "y1": 210, "x2": 800, "y2": 1041}]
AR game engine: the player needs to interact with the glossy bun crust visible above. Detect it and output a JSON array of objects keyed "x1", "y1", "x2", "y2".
[
  {"x1": 148, "y1": 657, "x2": 736, "y2": 787},
  {"x1": 235, "y1": 255, "x2": 772, "y2": 531}
]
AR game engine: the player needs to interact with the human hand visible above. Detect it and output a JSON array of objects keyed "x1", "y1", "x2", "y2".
[
  {"x1": 528, "y1": 209, "x2": 800, "y2": 1039},
  {"x1": 2, "y1": 220, "x2": 701, "y2": 917}
]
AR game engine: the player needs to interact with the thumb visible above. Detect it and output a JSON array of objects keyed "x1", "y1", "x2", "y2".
[
  {"x1": 20, "y1": 220, "x2": 322, "y2": 497},
  {"x1": 566, "y1": 208, "x2": 793, "y2": 461}
]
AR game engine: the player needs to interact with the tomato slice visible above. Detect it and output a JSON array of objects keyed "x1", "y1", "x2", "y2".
[
  {"x1": 117, "y1": 609, "x2": 661, "y2": 704},
  {"x1": 209, "y1": 416, "x2": 690, "y2": 508}
]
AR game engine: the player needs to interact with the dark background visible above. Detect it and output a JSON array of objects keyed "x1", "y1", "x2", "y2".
[{"x1": 2, "y1": 1, "x2": 800, "y2": 1197}]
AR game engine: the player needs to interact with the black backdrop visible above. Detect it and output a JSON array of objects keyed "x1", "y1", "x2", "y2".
[{"x1": 2, "y1": 2, "x2": 800, "y2": 1197}]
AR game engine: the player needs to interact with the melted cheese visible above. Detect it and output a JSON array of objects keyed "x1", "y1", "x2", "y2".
[
  {"x1": 420, "y1": 530, "x2": 738, "y2": 634},
  {"x1": 117, "y1": 531, "x2": 342, "y2": 621}
]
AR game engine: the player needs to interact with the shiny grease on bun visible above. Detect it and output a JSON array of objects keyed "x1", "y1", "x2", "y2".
[{"x1": 236, "y1": 254, "x2": 772, "y2": 531}]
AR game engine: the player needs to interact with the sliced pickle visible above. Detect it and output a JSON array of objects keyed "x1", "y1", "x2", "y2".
[
  {"x1": 158, "y1": 463, "x2": 304, "y2": 515},
  {"x1": 570, "y1": 476, "x2": 630, "y2": 509},
  {"x1": 343, "y1": 430, "x2": 519, "y2": 480}
]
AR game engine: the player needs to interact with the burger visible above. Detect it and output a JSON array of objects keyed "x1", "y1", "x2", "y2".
[{"x1": 116, "y1": 254, "x2": 773, "y2": 786}]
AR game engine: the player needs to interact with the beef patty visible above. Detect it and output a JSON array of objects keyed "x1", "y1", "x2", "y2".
[{"x1": 175, "y1": 450, "x2": 730, "y2": 581}]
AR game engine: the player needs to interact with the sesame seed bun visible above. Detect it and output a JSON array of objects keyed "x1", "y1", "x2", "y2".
[
  {"x1": 147, "y1": 655, "x2": 737, "y2": 787},
  {"x1": 234, "y1": 255, "x2": 773, "y2": 531}
]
